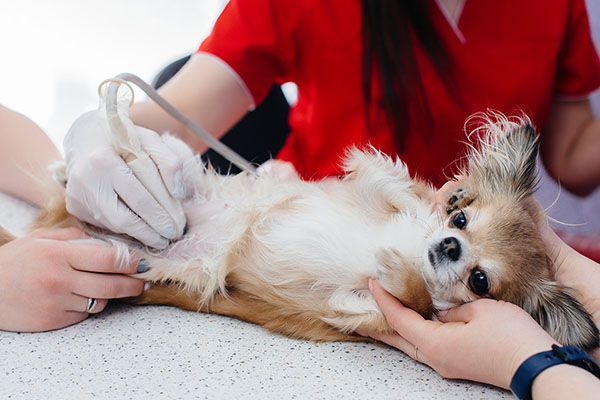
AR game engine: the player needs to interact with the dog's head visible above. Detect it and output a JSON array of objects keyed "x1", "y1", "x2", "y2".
[{"x1": 421, "y1": 114, "x2": 598, "y2": 350}]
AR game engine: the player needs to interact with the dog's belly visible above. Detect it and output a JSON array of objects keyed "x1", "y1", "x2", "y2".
[
  {"x1": 250, "y1": 201, "x2": 429, "y2": 283},
  {"x1": 168, "y1": 189, "x2": 428, "y2": 297}
]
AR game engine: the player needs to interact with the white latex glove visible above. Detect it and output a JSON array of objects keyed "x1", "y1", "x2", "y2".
[{"x1": 64, "y1": 110, "x2": 186, "y2": 249}]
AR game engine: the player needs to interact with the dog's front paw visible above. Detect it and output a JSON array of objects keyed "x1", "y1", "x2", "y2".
[{"x1": 445, "y1": 187, "x2": 474, "y2": 214}]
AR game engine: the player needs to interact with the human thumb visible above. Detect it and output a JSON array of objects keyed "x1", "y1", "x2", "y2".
[{"x1": 436, "y1": 301, "x2": 477, "y2": 323}]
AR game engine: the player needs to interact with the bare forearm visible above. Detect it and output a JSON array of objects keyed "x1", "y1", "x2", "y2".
[
  {"x1": 130, "y1": 53, "x2": 253, "y2": 154},
  {"x1": 0, "y1": 106, "x2": 62, "y2": 206},
  {"x1": 542, "y1": 100, "x2": 600, "y2": 196},
  {"x1": 532, "y1": 363, "x2": 600, "y2": 399},
  {"x1": 560, "y1": 117, "x2": 600, "y2": 194}
]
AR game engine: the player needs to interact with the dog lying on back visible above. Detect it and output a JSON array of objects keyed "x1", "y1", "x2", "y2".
[{"x1": 6, "y1": 115, "x2": 598, "y2": 349}]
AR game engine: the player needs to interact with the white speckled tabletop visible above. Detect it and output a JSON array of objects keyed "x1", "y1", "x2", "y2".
[{"x1": 0, "y1": 192, "x2": 510, "y2": 400}]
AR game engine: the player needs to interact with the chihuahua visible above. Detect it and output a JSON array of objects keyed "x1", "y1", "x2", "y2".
[{"x1": 5, "y1": 114, "x2": 598, "y2": 349}]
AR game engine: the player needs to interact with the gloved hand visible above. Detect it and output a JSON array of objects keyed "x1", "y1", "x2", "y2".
[{"x1": 63, "y1": 110, "x2": 186, "y2": 249}]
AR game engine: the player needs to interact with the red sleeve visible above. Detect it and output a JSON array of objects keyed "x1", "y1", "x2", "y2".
[
  {"x1": 554, "y1": 0, "x2": 600, "y2": 98},
  {"x1": 197, "y1": 0, "x2": 300, "y2": 104}
]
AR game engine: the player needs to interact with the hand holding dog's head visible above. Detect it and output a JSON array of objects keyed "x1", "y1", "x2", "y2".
[{"x1": 427, "y1": 115, "x2": 598, "y2": 350}]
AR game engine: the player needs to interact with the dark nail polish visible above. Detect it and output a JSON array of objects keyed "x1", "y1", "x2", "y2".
[{"x1": 137, "y1": 259, "x2": 150, "y2": 273}]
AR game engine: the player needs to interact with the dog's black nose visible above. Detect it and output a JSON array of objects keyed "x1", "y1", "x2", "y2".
[{"x1": 437, "y1": 237, "x2": 461, "y2": 262}]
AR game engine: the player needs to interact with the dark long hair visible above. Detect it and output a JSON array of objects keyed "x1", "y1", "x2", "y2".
[{"x1": 362, "y1": 0, "x2": 454, "y2": 151}]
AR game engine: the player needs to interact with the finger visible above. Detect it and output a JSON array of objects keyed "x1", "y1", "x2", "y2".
[
  {"x1": 65, "y1": 152, "x2": 173, "y2": 244},
  {"x1": 29, "y1": 227, "x2": 88, "y2": 241},
  {"x1": 64, "y1": 241, "x2": 142, "y2": 274},
  {"x1": 437, "y1": 301, "x2": 478, "y2": 323},
  {"x1": 369, "y1": 279, "x2": 435, "y2": 345},
  {"x1": 366, "y1": 330, "x2": 430, "y2": 365},
  {"x1": 54, "y1": 311, "x2": 89, "y2": 330},
  {"x1": 93, "y1": 192, "x2": 169, "y2": 249},
  {"x1": 113, "y1": 201, "x2": 170, "y2": 249},
  {"x1": 367, "y1": 330, "x2": 413, "y2": 353},
  {"x1": 72, "y1": 272, "x2": 144, "y2": 299},
  {"x1": 137, "y1": 127, "x2": 186, "y2": 199},
  {"x1": 65, "y1": 186, "x2": 168, "y2": 249},
  {"x1": 68, "y1": 294, "x2": 108, "y2": 314},
  {"x1": 110, "y1": 158, "x2": 179, "y2": 240}
]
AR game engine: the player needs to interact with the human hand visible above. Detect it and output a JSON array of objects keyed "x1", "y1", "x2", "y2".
[
  {"x1": 64, "y1": 110, "x2": 186, "y2": 249},
  {"x1": 0, "y1": 228, "x2": 145, "y2": 332},
  {"x1": 361, "y1": 280, "x2": 558, "y2": 389}
]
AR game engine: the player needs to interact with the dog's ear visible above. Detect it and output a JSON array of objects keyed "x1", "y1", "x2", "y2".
[
  {"x1": 465, "y1": 120, "x2": 539, "y2": 202},
  {"x1": 521, "y1": 281, "x2": 599, "y2": 350}
]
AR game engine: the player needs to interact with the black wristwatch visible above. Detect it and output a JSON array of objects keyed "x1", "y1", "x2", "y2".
[{"x1": 510, "y1": 345, "x2": 600, "y2": 400}]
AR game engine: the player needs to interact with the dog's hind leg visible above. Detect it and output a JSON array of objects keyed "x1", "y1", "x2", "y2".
[
  {"x1": 131, "y1": 282, "x2": 367, "y2": 342},
  {"x1": 135, "y1": 256, "x2": 229, "y2": 305},
  {"x1": 128, "y1": 282, "x2": 204, "y2": 311}
]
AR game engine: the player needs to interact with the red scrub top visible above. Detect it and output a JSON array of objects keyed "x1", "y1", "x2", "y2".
[{"x1": 198, "y1": 0, "x2": 600, "y2": 187}]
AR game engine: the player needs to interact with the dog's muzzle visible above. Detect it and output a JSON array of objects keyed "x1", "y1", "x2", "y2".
[{"x1": 428, "y1": 236, "x2": 462, "y2": 267}]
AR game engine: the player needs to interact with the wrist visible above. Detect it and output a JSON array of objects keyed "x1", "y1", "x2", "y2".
[
  {"x1": 510, "y1": 345, "x2": 600, "y2": 400},
  {"x1": 505, "y1": 337, "x2": 558, "y2": 389}
]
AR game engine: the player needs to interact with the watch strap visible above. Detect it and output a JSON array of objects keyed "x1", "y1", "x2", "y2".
[{"x1": 510, "y1": 345, "x2": 600, "y2": 400}]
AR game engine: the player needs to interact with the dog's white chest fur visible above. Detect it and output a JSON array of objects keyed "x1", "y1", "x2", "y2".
[{"x1": 187, "y1": 178, "x2": 430, "y2": 273}]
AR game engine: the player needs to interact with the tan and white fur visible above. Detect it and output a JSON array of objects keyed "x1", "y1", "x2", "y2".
[{"x1": 2, "y1": 115, "x2": 597, "y2": 349}]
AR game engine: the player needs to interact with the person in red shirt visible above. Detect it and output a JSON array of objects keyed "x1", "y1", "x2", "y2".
[
  {"x1": 126, "y1": 0, "x2": 600, "y2": 191},
  {"x1": 189, "y1": 0, "x2": 600, "y2": 191}
]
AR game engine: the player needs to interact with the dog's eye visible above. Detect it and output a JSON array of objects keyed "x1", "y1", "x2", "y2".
[
  {"x1": 469, "y1": 269, "x2": 490, "y2": 296},
  {"x1": 451, "y1": 211, "x2": 467, "y2": 229}
]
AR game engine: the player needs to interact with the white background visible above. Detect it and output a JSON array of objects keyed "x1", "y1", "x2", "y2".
[{"x1": 0, "y1": 0, "x2": 228, "y2": 147}]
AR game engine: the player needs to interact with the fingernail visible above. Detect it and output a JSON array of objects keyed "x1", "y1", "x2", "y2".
[
  {"x1": 144, "y1": 282, "x2": 152, "y2": 291},
  {"x1": 137, "y1": 259, "x2": 150, "y2": 273},
  {"x1": 153, "y1": 238, "x2": 169, "y2": 250},
  {"x1": 165, "y1": 224, "x2": 177, "y2": 239},
  {"x1": 368, "y1": 279, "x2": 374, "y2": 291},
  {"x1": 172, "y1": 170, "x2": 186, "y2": 199}
]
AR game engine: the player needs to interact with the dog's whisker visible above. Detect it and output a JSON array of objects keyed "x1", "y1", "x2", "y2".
[
  {"x1": 543, "y1": 182, "x2": 562, "y2": 213},
  {"x1": 546, "y1": 216, "x2": 587, "y2": 228}
]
